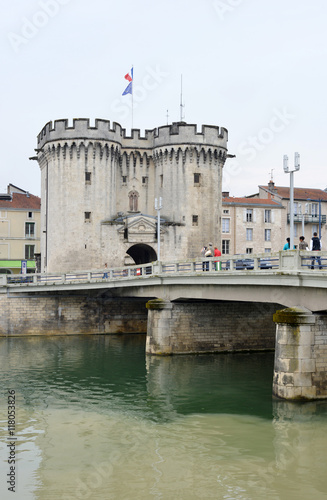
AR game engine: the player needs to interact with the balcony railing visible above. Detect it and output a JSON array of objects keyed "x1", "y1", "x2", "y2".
[{"x1": 287, "y1": 214, "x2": 326, "y2": 224}]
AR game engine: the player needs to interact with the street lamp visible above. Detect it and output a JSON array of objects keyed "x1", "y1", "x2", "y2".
[
  {"x1": 155, "y1": 197, "x2": 162, "y2": 261},
  {"x1": 283, "y1": 152, "x2": 300, "y2": 250}
]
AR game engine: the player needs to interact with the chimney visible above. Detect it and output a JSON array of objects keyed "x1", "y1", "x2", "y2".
[
  {"x1": 268, "y1": 180, "x2": 277, "y2": 192},
  {"x1": 222, "y1": 191, "x2": 229, "y2": 198}
]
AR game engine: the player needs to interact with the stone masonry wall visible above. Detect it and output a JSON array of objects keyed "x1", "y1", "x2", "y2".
[
  {"x1": 146, "y1": 299, "x2": 279, "y2": 355},
  {"x1": 273, "y1": 307, "x2": 327, "y2": 400},
  {"x1": 0, "y1": 293, "x2": 148, "y2": 336}
]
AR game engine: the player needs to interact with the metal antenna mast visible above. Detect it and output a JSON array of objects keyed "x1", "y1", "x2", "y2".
[{"x1": 180, "y1": 74, "x2": 185, "y2": 122}]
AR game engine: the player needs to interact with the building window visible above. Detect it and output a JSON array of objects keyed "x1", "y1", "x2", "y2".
[
  {"x1": 223, "y1": 209, "x2": 229, "y2": 214},
  {"x1": 246, "y1": 209, "x2": 253, "y2": 222},
  {"x1": 246, "y1": 248, "x2": 253, "y2": 254},
  {"x1": 265, "y1": 229, "x2": 271, "y2": 241},
  {"x1": 194, "y1": 173, "x2": 201, "y2": 185},
  {"x1": 25, "y1": 222, "x2": 35, "y2": 238},
  {"x1": 265, "y1": 248, "x2": 271, "y2": 253},
  {"x1": 222, "y1": 240, "x2": 230, "y2": 254},
  {"x1": 84, "y1": 212, "x2": 91, "y2": 222},
  {"x1": 129, "y1": 191, "x2": 139, "y2": 212},
  {"x1": 192, "y1": 215, "x2": 198, "y2": 226},
  {"x1": 122, "y1": 176, "x2": 127, "y2": 184},
  {"x1": 85, "y1": 172, "x2": 91, "y2": 183},
  {"x1": 28, "y1": 211, "x2": 33, "y2": 219},
  {"x1": 311, "y1": 203, "x2": 318, "y2": 216},
  {"x1": 312, "y1": 225, "x2": 318, "y2": 235},
  {"x1": 293, "y1": 202, "x2": 302, "y2": 215},
  {"x1": 25, "y1": 245, "x2": 35, "y2": 259},
  {"x1": 246, "y1": 228, "x2": 253, "y2": 241},
  {"x1": 160, "y1": 175, "x2": 163, "y2": 188},
  {"x1": 142, "y1": 176, "x2": 148, "y2": 185},
  {"x1": 222, "y1": 218, "x2": 230, "y2": 233},
  {"x1": 264, "y1": 210, "x2": 271, "y2": 223}
]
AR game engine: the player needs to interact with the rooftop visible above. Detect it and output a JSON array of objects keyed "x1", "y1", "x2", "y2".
[{"x1": 259, "y1": 184, "x2": 327, "y2": 201}]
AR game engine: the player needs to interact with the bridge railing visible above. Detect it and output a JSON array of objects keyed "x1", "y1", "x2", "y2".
[{"x1": 1, "y1": 250, "x2": 327, "y2": 288}]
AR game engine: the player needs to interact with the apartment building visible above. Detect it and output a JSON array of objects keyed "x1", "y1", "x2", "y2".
[
  {"x1": 222, "y1": 193, "x2": 284, "y2": 255},
  {"x1": 0, "y1": 184, "x2": 41, "y2": 274},
  {"x1": 222, "y1": 181, "x2": 327, "y2": 255}
]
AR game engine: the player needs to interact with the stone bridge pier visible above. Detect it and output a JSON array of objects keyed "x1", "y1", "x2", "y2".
[
  {"x1": 146, "y1": 300, "x2": 327, "y2": 400},
  {"x1": 146, "y1": 298, "x2": 279, "y2": 355},
  {"x1": 273, "y1": 306, "x2": 327, "y2": 400}
]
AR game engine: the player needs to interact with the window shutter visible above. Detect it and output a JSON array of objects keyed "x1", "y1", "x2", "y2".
[
  {"x1": 253, "y1": 209, "x2": 256, "y2": 222},
  {"x1": 243, "y1": 209, "x2": 246, "y2": 222},
  {"x1": 305, "y1": 203, "x2": 309, "y2": 214},
  {"x1": 271, "y1": 211, "x2": 275, "y2": 223}
]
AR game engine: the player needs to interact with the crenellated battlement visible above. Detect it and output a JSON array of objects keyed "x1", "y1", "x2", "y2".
[
  {"x1": 37, "y1": 119, "x2": 228, "y2": 152},
  {"x1": 37, "y1": 118, "x2": 124, "y2": 148}
]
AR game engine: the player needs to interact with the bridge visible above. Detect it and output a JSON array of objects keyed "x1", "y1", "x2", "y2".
[
  {"x1": 2, "y1": 250, "x2": 327, "y2": 311},
  {"x1": 1, "y1": 250, "x2": 327, "y2": 401}
]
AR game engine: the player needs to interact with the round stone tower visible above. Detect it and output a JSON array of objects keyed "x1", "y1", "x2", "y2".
[{"x1": 36, "y1": 119, "x2": 228, "y2": 272}]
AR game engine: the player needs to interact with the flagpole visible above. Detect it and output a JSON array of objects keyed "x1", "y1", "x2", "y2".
[{"x1": 131, "y1": 65, "x2": 134, "y2": 129}]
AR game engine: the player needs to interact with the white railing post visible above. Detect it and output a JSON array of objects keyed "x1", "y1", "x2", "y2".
[{"x1": 279, "y1": 250, "x2": 301, "y2": 270}]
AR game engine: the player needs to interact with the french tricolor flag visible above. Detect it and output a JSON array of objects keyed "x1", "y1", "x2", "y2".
[{"x1": 122, "y1": 67, "x2": 133, "y2": 95}]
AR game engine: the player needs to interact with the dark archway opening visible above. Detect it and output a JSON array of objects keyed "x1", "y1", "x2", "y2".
[{"x1": 127, "y1": 244, "x2": 157, "y2": 265}]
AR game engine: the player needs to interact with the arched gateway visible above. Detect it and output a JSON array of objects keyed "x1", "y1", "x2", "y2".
[{"x1": 127, "y1": 244, "x2": 157, "y2": 265}]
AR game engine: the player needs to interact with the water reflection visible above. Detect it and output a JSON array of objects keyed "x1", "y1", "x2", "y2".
[{"x1": 0, "y1": 335, "x2": 327, "y2": 500}]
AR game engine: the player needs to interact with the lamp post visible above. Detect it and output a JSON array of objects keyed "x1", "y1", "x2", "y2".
[
  {"x1": 155, "y1": 197, "x2": 162, "y2": 261},
  {"x1": 283, "y1": 152, "x2": 300, "y2": 250}
]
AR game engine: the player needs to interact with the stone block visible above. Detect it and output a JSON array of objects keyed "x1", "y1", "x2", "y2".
[
  {"x1": 299, "y1": 358, "x2": 316, "y2": 373},
  {"x1": 297, "y1": 345, "x2": 313, "y2": 359},
  {"x1": 293, "y1": 372, "x2": 312, "y2": 387},
  {"x1": 274, "y1": 357, "x2": 290, "y2": 372},
  {"x1": 301, "y1": 386, "x2": 317, "y2": 399}
]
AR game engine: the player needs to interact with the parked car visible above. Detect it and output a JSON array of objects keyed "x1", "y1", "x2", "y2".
[{"x1": 225, "y1": 257, "x2": 272, "y2": 270}]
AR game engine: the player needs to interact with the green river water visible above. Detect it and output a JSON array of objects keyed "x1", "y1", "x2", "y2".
[{"x1": 1, "y1": 335, "x2": 327, "y2": 499}]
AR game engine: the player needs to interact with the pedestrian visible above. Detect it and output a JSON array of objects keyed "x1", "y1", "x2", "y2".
[
  {"x1": 201, "y1": 245, "x2": 207, "y2": 271},
  {"x1": 283, "y1": 237, "x2": 295, "y2": 250},
  {"x1": 102, "y1": 263, "x2": 108, "y2": 279},
  {"x1": 298, "y1": 236, "x2": 308, "y2": 250},
  {"x1": 204, "y1": 242, "x2": 214, "y2": 271},
  {"x1": 214, "y1": 246, "x2": 221, "y2": 270},
  {"x1": 310, "y1": 232, "x2": 322, "y2": 269}
]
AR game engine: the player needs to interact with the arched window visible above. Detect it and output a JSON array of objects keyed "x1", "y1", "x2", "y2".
[{"x1": 129, "y1": 191, "x2": 139, "y2": 212}]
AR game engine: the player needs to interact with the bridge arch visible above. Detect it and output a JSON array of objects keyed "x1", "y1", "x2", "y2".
[{"x1": 127, "y1": 244, "x2": 157, "y2": 265}]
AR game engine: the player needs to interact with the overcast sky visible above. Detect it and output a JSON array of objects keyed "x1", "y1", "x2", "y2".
[{"x1": 1, "y1": 0, "x2": 326, "y2": 197}]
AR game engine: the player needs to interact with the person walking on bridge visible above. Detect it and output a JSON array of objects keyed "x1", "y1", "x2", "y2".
[
  {"x1": 214, "y1": 246, "x2": 221, "y2": 270},
  {"x1": 283, "y1": 237, "x2": 295, "y2": 250},
  {"x1": 310, "y1": 232, "x2": 322, "y2": 269},
  {"x1": 299, "y1": 236, "x2": 309, "y2": 250}
]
